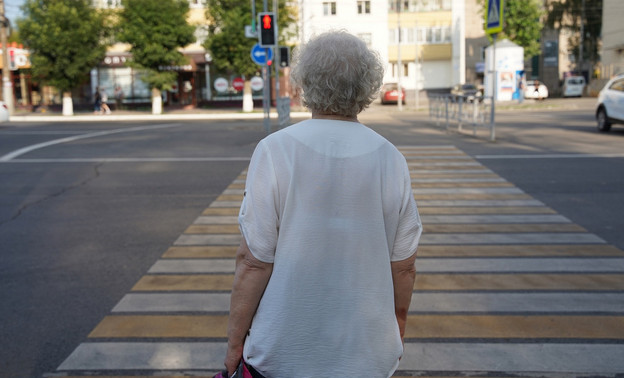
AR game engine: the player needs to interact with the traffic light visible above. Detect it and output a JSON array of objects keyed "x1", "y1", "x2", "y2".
[
  {"x1": 258, "y1": 12, "x2": 276, "y2": 47},
  {"x1": 279, "y1": 46, "x2": 290, "y2": 68}
]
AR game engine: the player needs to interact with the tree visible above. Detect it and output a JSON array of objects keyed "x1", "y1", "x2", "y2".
[
  {"x1": 546, "y1": 0, "x2": 602, "y2": 75},
  {"x1": 503, "y1": 0, "x2": 544, "y2": 58},
  {"x1": 18, "y1": 0, "x2": 111, "y2": 115},
  {"x1": 204, "y1": 0, "x2": 297, "y2": 111},
  {"x1": 118, "y1": 0, "x2": 196, "y2": 114},
  {"x1": 481, "y1": 0, "x2": 544, "y2": 59}
]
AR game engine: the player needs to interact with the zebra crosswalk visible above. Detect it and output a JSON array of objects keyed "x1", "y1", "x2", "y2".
[{"x1": 53, "y1": 146, "x2": 624, "y2": 377}]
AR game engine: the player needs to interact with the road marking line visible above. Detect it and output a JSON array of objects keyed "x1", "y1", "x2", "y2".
[
  {"x1": 416, "y1": 244, "x2": 623, "y2": 257},
  {"x1": 400, "y1": 343, "x2": 624, "y2": 372},
  {"x1": 148, "y1": 259, "x2": 235, "y2": 274},
  {"x1": 132, "y1": 273, "x2": 624, "y2": 292},
  {"x1": 421, "y1": 214, "x2": 571, "y2": 223},
  {"x1": 3, "y1": 157, "x2": 251, "y2": 163},
  {"x1": 162, "y1": 246, "x2": 238, "y2": 259},
  {"x1": 0, "y1": 123, "x2": 183, "y2": 162},
  {"x1": 112, "y1": 293, "x2": 231, "y2": 313},
  {"x1": 408, "y1": 292, "x2": 624, "y2": 313},
  {"x1": 477, "y1": 153, "x2": 624, "y2": 159}
]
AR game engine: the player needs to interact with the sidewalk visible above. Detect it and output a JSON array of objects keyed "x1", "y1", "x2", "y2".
[
  {"x1": 8, "y1": 107, "x2": 313, "y2": 122},
  {"x1": 6, "y1": 97, "x2": 595, "y2": 123}
]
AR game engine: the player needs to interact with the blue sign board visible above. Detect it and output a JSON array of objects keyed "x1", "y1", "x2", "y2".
[
  {"x1": 485, "y1": 0, "x2": 503, "y2": 35},
  {"x1": 251, "y1": 43, "x2": 274, "y2": 66}
]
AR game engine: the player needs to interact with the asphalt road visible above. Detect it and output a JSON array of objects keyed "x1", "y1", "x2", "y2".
[{"x1": 1, "y1": 97, "x2": 623, "y2": 377}]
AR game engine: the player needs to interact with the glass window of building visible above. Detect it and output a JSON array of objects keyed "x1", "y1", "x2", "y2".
[
  {"x1": 358, "y1": 33, "x2": 372, "y2": 46},
  {"x1": 357, "y1": 1, "x2": 371, "y2": 14},
  {"x1": 323, "y1": 2, "x2": 337, "y2": 15},
  {"x1": 189, "y1": 0, "x2": 206, "y2": 7}
]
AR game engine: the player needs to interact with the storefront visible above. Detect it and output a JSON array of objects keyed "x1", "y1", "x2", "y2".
[
  {"x1": 91, "y1": 50, "x2": 209, "y2": 109},
  {"x1": 0, "y1": 43, "x2": 35, "y2": 108}
]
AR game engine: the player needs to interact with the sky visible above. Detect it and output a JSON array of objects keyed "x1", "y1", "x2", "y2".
[{"x1": 5, "y1": 0, "x2": 25, "y2": 24}]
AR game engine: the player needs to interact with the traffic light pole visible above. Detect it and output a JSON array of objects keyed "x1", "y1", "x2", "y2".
[{"x1": 262, "y1": 0, "x2": 271, "y2": 134}]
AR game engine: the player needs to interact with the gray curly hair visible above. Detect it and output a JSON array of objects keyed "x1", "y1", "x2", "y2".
[{"x1": 290, "y1": 31, "x2": 385, "y2": 118}]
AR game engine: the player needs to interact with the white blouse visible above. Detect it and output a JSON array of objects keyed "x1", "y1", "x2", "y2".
[{"x1": 239, "y1": 119, "x2": 422, "y2": 377}]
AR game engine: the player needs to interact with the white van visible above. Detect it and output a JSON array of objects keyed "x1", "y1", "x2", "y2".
[{"x1": 563, "y1": 76, "x2": 586, "y2": 97}]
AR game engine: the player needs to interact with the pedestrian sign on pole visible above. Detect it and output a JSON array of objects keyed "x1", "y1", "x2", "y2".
[{"x1": 485, "y1": 0, "x2": 503, "y2": 35}]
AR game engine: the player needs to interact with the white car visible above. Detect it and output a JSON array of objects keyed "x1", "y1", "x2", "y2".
[
  {"x1": 0, "y1": 101, "x2": 8, "y2": 122},
  {"x1": 524, "y1": 80, "x2": 548, "y2": 100},
  {"x1": 596, "y1": 73, "x2": 624, "y2": 132},
  {"x1": 563, "y1": 76, "x2": 586, "y2": 97}
]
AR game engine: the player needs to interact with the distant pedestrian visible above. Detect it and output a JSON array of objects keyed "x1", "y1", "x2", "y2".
[
  {"x1": 100, "y1": 89, "x2": 111, "y2": 114},
  {"x1": 93, "y1": 87, "x2": 102, "y2": 114},
  {"x1": 114, "y1": 85, "x2": 124, "y2": 110}
]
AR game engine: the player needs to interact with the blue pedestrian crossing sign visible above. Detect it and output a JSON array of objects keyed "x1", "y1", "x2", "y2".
[{"x1": 485, "y1": 0, "x2": 503, "y2": 35}]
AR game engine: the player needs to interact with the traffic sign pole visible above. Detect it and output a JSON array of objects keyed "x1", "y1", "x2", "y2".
[{"x1": 485, "y1": 0, "x2": 503, "y2": 142}]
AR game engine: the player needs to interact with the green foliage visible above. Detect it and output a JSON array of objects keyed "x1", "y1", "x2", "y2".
[
  {"x1": 504, "y1": 0, "x2": 543, "y2": 58},
  {"x1": 17, "y1": 0, "x2": 110, "y2": 93},
  {"x1": 204, "y1": 0, "x2": 297, "y2": 78},
  {"x1": 480, "y1": 0, "x2": 544, "y2": 58},
  {"x1": 118, "y1": 0, "x2": 196, "y2": 91},
  {"x1": 546, "y1": 0, "x2": 602, "y2": 66}
]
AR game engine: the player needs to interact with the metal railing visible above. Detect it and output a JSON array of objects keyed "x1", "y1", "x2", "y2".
[{"x1": 428, "y1": 94, "x2": 495, "y2": 141}]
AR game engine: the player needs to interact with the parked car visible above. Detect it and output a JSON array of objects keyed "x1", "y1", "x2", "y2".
[
  {"x1": 380, "y1": 83, "x2": 406, "y2": 105},
  {"x1": 450, "y1": 83, "x2": 483, "y2": 101},
  {"x1": 562, "y1": 76, "x2": 586, "y2": 97},
  {"x1": 595, "y1": 73, "x2": 624, "y2": 132},
  {"x1": 0, "y1": 101, "x2": 8, "y2": 122},
  {"x1": 524, "y1": 80, "x2": 548, "y2": 100}
]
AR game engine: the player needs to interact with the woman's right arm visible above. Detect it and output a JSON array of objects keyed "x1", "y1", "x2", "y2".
[{"x1": 225, "y1": 238, "x2": 273, "y2": 376}]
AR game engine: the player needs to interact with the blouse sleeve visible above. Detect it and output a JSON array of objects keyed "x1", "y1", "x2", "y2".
[
  {"x1": 238, "y1": 141, "x2": 280, "y2": 263},
  {"x1": 391, "y1": 159, "x2": 422, "y2": 261}
]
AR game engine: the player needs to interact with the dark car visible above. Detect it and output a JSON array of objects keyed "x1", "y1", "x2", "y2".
[
  {"x1": 450, "y1": 83, "x2": 483, "y2": 101},
  {"x1": 380, "y1": 83, "x2": 406, "y2": 105}
]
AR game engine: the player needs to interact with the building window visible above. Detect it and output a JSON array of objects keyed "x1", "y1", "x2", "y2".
[
  {"x1": 391, "y1": 26, "x2": 451, "y2": 45},
  {"x1": 93, "y1": 0, "x2": 121, "y2": 8},
  {"x1": 194, "y1": 25, "x2": 208, "y2": 44},
  {"x1": 189, "y1": 0, "x2": 206, "y2": 8},
  {"x1": 393, "y1": 0, "x2": 451, "y2": 12},
  {"x1": 323, "y1": 2, "x2": 337, "y2": 15},
  {"x1": 358, "y1": 33, "x2": 372, "y2": 46},
  {"x1": 357, "y1": 1, "x2": 371, "y2": 14}
]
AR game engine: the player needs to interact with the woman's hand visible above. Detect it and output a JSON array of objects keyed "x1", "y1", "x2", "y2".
[{"x1": 224, "y1": 342, "x2": 243, "y2": 377}]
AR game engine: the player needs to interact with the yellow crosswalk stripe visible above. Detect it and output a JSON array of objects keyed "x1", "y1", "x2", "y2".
[
  {"x1": 87, "y1": 314, "x2": 624, "y2": 340},
  {"x1": 131, "y1": 273, "x2": 624, "y2": 292}
]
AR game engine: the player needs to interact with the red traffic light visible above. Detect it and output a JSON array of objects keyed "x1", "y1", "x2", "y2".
[
  {"x1": 258, "y1": 12, "x2": 276, "y2": 47},
  {"x1": 262, "y1": 14, "x2": 272, "y2": 29}
]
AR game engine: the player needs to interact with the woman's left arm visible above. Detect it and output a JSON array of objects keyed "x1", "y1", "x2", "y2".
[
  {"x1": 391, "y1": 253, "x2": 417, "y2": 341},
  {"x1": 225, "y1": 238, "x2": 274, "y2": 376}
]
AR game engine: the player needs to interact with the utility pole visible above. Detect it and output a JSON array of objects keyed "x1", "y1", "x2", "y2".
[
  {"x1": 0, "y1": 0, "x2": 13, "y2": 115},
  {"x1": 579, "y1": 0, "x2": 585, "y2": 77},
  {"x1": 396, "y1": 0, "x2": 402, "y2": 111}
]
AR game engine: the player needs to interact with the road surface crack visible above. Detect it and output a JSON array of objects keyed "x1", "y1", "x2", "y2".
[{"x1": 0, "y1": 163, "x2": 103, "y2": 227}]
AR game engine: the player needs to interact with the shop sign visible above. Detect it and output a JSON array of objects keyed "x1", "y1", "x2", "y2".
[
  {"x1": 250, "y1": 76, "x2": 264, "y2": 91},
  {"x1": 214, "y1": 77, "x2": 228, "y2": 93},
  {"x1": 103, "y1": 55, "x2": 128, "y2": 66},
  {"x1": 232, "y1": 77, "x2": 245, "y2": 91}
]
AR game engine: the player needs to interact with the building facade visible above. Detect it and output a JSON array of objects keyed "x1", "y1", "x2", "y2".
[
  {"x1": 90, "y1": 0, "x2": 210, "y2": 108},
  {"x1": 599, "y1": 0, "x2": 624, "y2": 79}
]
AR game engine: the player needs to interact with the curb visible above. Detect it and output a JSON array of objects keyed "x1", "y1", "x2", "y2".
[{"x1": 8, "y1": 112, "x2": 312, "y2": 123}]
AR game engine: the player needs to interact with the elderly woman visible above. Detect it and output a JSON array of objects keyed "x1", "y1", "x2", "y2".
[{"x1": 223, "y1": 31, "x2": 422, "y2": 378}]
